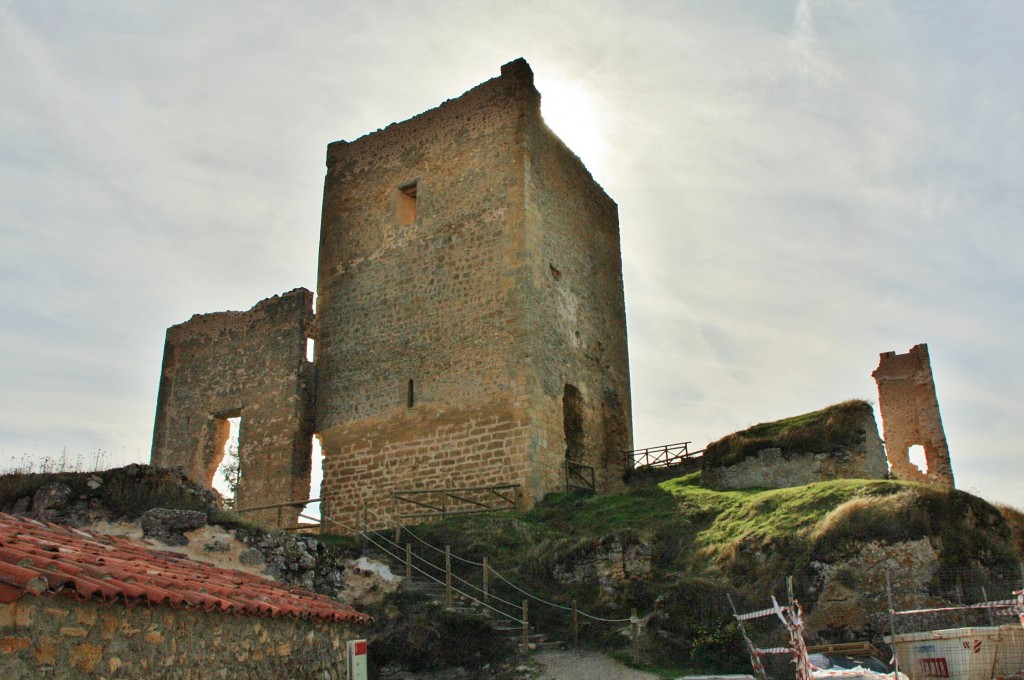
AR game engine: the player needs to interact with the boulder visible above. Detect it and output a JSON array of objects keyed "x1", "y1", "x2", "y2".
[
  {"x1": 140, "y1": 507, "x2": 207, "y2": 546},
  {"x1": 31, "y1": 481, "x2": 73, "y2": 512},
  {"x1": 343, "y1": 557, "x2": 402, "y2": 608}
]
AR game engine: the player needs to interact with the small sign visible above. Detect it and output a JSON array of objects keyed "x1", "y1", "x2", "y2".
[{"x1": 347, "y1": 638, "x2": 368, "y2": 680}]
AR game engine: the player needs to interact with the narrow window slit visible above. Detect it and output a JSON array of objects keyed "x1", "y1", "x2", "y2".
[{"x1": 396, "y1": 181, "x2": 418, "y2": 225}]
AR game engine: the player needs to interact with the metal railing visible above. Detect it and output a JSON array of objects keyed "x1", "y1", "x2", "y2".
[
  {"x1": 627, "y1": 441, "x2": 703, "y2": 469},
  {"x1": 565, "y1": 460, "x2": 596, "y2": 493}
]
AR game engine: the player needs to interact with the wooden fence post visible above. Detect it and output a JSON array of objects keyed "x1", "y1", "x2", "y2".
[
  {"x1": 482, "y1": 556, "x2": 489, "y2": 605},
  {"x1": 276, "y1": 505, "x2": 283, "y2": 530},
  {"x1": 572, "y1": 599, "x2": 579, "y2": 647},
  {"x1": 631, "y1": 608, "x2": 639, "y2": 664},
  {"x1": 444, "y1": 545, "x2": 452, "y2": 608},
  {"x1": 522, "y1": 600, "x2": 530, "y2": 652},
  {"x1": 405, "y1": 543, "x2": 412, "y2": 587}
]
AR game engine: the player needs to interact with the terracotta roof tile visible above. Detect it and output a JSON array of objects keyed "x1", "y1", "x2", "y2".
[{"x1": 0, "y1": 513, "x2": 369, "y2": 624}]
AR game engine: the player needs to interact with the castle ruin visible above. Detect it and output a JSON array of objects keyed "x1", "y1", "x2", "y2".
[
  {"x1": 872, "y1": 343, "x2": 954, "y2": 486},
  {"x1": 152, "y1": 59, "x2": 633, "y2": 526}
]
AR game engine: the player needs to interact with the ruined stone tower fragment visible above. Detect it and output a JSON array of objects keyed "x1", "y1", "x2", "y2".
[
  {"x1": 872, "y1": 343, "x2": 954, "y2": 486},
  {"x1": 315, "y1": 59, "x2": 633, "y2": 525},
  {"x1": 151, "y1": 289, "x2": 315, "y2": 521}
]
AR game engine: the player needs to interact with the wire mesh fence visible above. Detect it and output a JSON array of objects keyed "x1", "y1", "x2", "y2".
[{"x1": 885, "y1": 568, "x2": 1024, "y2": 680}]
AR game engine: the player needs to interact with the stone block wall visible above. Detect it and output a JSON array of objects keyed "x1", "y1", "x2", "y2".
[
  {"x1": 872, "y1": 343, "x2": 954, "y2": 486},
  {"x1": 702, "y1": 441, "x2": 887, "y2": 491},
  {"x1": 151, "y1": 288, "x2": 315, "y2": 520},
  {"x1": 0, "y1": 597, "x2": 356, "y2": 679},
  {"x1": 522, "y1": 95, "x2": 633, "y2": 495}
]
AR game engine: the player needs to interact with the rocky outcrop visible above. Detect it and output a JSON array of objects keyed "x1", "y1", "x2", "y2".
[
  {"x1": 0, "y1": 464, "x2": 218, "y2": 526},
  {"x1": 343, "y1": 557, "x2": 402, "y2": 608},
  {"x1": 805, "y1": 538, "x2": 940, "y2": 639},
  {"x1": 234, "y1": 529, "x2": 351, "y2": 598},
  {"x1": 140, "y1": 507, "x2": 207, "y2": 546},
  {"x1": 552, "y1": 533, "x2": 652, "y2": 595}
]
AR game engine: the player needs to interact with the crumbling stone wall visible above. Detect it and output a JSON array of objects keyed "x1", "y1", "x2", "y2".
[
  {"x1": 0, "y1": 596, "x2": 354, "y2": 679},
  {"x1": 151, "y1": 289, "x2": 315, "y2": 520},
  {"x1": 872, "y1": 343, "x2": 954, "y2": 486},
  {"x1": 701, "y1": 401, "x2": 888, "y2": 490},
  {"x1": 315, "y1": 59, "x2": 632, "y2": 528}
]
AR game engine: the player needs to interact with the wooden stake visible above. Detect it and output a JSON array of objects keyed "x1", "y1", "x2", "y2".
[
  {"x1": 405, "y1": 542, "x2": 412, "y2": 587},
  {"x1": 482, "y1": 556, "x2": 489, "y2": 605},
  {"x1": 444, "y1": 545, "x2": 452, "y2": 608},
  {"x1": 886, "y1": 570, "x2": 900, "y2": 679},
  {"x1": 572, "y1": 599, "x2": 579, "y2": 647},
  {"x1": 631, "y1": 608, "x2": 639, "y2": 664},
  {"x1": 522, "y1": 600, "x2": 530, "y2": 652}
]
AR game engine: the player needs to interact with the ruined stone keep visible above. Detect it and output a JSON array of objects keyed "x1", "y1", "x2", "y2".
[
  {"x1": 152, "y1": 59, "x2": 634, "y2": 526},
  {"x1": 872, "y1": 343, "x2": 954, "y2": 486},
  {"x1": 151, "y1": 289, "x2": 316, "y2": 519}
]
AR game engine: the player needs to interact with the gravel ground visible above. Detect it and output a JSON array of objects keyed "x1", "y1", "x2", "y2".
[{"x1": 533, "y1": 650, "x2": 663, "y2": 680}]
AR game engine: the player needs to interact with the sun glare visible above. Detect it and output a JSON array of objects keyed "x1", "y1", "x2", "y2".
[{"x1": 536, "y1": 77, "x2": 608, "y2": 181}]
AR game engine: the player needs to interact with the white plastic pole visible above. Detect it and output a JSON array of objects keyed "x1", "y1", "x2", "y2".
[{"x1": 346, "y1": 639, "x2": 368, "y2": 680}]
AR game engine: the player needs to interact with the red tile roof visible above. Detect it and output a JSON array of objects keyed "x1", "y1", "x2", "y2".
[{"x1": 0, "y1": 513, "x2": 369, "y2": 624}]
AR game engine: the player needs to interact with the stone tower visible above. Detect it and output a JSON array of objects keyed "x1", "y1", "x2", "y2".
[
  {"x1": 314, "y1": 59, "x2": 632, "y2": 526},
  {"x1": 151, "y1": 59, "x2": 633, "y2": 526},
  {"x1": 872, "y1": 343, "x2": 954, "y2": 486}
]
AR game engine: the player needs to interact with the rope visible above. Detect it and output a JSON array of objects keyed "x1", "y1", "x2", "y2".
[
  {"x1": 367, "y1": 507, "x2": 485, "y2": 567},
  {"x1": 319, "y1": 513, "x2": 524, "y2": 625},
  {"x1": 487, "y1": 567, "x2": 633, "y2": 623},
  {"x1": 351, "y1": 506, "x2": 637, "y2": 624},
  {"x1": 894, "y1": 598, "x2": 1021, "y2": 616},
  {"x1": 363, "y1": 526, "x2": 526, "y2": 612}
]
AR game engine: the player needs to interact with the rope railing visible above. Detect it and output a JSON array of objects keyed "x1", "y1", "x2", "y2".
[
  {"x1": 317, "y1": 512, "x2": 524, "y2": 625},
  {"x1": 362, "y1": 525, "x2": 526, "y2": 615},
  {"x1": 363, "y1": 505, "x2": 639, "y2": 625}
]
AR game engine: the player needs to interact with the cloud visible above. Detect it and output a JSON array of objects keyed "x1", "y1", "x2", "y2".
[{"x1": 1, "y1": 1, "x2": 1021, "y2": 507}]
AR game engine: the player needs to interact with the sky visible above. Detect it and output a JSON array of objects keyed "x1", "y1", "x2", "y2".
[{"x1": 1, "y1": 1, "x2": 1021, "y2": 507}]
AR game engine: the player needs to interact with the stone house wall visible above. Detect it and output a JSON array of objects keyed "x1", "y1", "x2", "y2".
[
  {"x1": 0, "y1": 596, "x2": 355, "y2": 679},
  {"x1": 151, "y1": 288, "x2": 316, "y2": 521}
]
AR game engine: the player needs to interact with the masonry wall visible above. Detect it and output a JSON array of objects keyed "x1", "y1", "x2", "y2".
[
  {"x1": 316, "y1": 61, "x2": 533, "y2": 529},
  {"x1": 521, "y1": 100, "x2": 633, "y2": 495},
  {"x1": 0, "y1": 596, "x2": 355, "y2": 679},
  {"x1": 315, "y1": 59, "x2": 632, "y2": 528},
  {"x1": 151, "y1": 289, "x2": 316, "y2": 518},
  {"x1": 872, "y1": 343, "x2": 954, "y2": 486},
  {"x1": 701, "y1": 420, "x2": 888, "y2": 491}
]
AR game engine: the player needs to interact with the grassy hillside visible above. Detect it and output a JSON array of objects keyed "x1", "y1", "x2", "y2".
[{"x1": 397, "y1": 473, "x2": 1022, "y2": 674}]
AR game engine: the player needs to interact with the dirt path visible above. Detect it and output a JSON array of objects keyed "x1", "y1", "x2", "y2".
[{"x1": 533, "y1": 650, "x2": 663, "y2": 680}]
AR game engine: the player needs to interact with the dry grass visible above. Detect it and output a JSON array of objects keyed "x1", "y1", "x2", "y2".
[{"x1": 996, "y1": 503, "x2": 1024, "y2": 556}]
